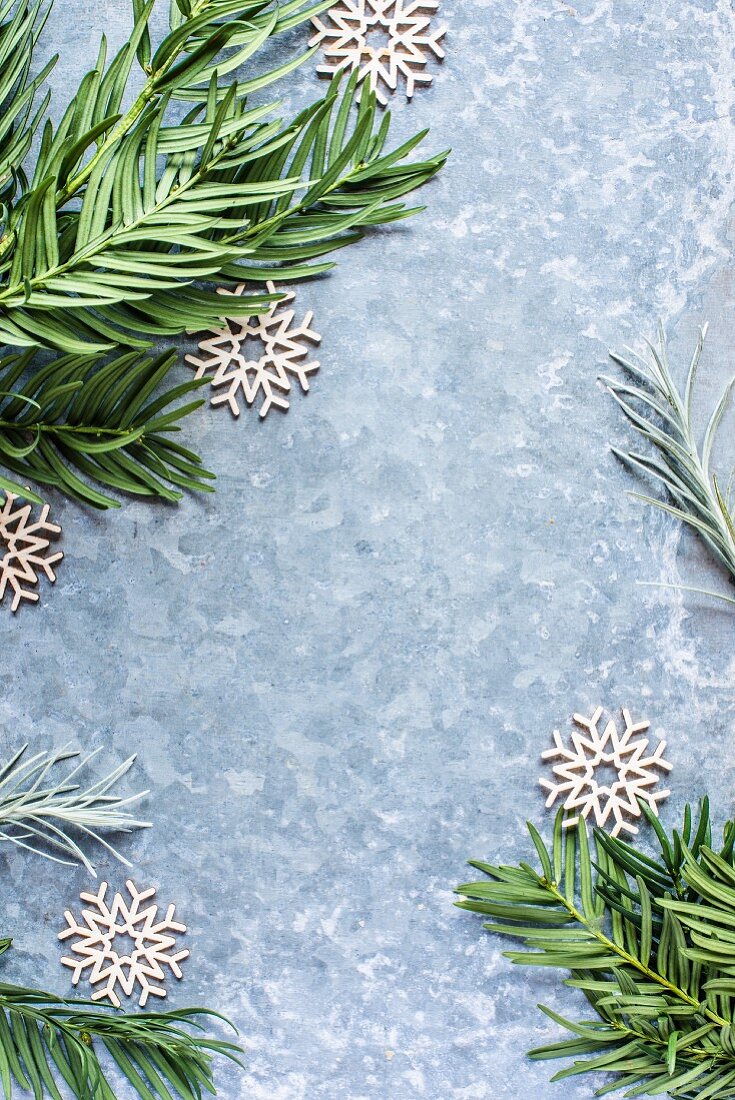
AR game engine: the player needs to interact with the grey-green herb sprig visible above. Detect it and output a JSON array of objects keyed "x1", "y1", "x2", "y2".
[
  {"x1": 0, "y1": 743, "x2": 149, "y2": 873},
  {"x1": 603, "y1": 322, "x2": 735, "y2": 605},
  {"x1": 457, "y1": 800, "x2": 735, "y2": 1099}
]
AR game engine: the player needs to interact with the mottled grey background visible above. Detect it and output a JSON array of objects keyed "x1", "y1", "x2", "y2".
[{"x1": 4, "y1": 1, "x2": 735, "y2": 1097}]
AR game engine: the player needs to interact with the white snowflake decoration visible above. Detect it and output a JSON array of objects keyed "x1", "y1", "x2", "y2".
[
  {"x1": 309, "y1": 0, "x2": 446, "y2": 107},
  {"x1": 59, "y1": 881, "x2": 189, "y2": 1008},
  {"x1": 185, "y1": 281, "x2": 320, "y2": 418},
  {"x1": 539, "y1": 707, "x2": 672, "y2": 837},
  {"x1": 0, "y1": 492, "x2": 63, "y2": 612}
]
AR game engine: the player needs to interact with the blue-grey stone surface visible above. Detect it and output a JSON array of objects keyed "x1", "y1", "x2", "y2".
[{"x1": 4, "y1": 1, "x2": 735, "y2": 1097}]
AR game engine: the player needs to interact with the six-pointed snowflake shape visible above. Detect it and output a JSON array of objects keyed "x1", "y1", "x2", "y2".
[
  {"x1": 185, "y1": 281, "x2": 321, "y2": 418},
  {"x1": 309, "y1": 0, "x2": 446, "y2": 106},
  {"x1": 0, "y1": 492, "x2": 63, "y2": 612},
  {"x1": 59, "y1": 881, "x2": 189, "y2": 1007},
  {"x1": 539, "y1": 707, "x2": 672, "y2": 837}
]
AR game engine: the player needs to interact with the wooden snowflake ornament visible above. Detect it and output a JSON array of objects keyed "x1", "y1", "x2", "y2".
[
  {"x1": 59, "y1": 881, "x2": 189, "y2": 1007},
  {"x1": 309, "y1": 0, "x2": 446, "y2": 106},
  {"x1": 0, "y1": 492, "x2": 63, "y2": 611},
  {"x1": 185, "y1": 281, "x2": 320, "y2": 418},
  {"x1": 539, "y1": 707, "x2": 672, "y2": 837}
]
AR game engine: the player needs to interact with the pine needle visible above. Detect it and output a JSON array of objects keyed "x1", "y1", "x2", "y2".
[
  {"x1": 637, "y1": 580, "x2": 735, "y2": 607},
  {"x1": 0, "y1": 942, "x2": 243, "y2": 1100}
]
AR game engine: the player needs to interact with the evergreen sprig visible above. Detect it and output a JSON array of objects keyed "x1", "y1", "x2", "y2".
[
  {"x1": 0, "y1": 941, "x2": 241, "y2": 1099},
  {"x1": 604, "y1": 323, "x2": 735, "y2": 606},
  {"x1": 0, "y1": 743, "x2": 149, "y2": 874},
  {"x1": 457, "y1": 801, "x2": 735, "y2": 1098},
  {"x1": 0, "y1": 0, "x2": 447, "y2": 505},
  {"x1": 0, "y1": 348, "x2": 215, "y2": 505}
]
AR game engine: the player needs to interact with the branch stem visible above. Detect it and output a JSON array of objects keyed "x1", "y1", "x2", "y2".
[
  {"x1": 0, "y1": 421, "x2": 139, "y2": 435},
  {"x1": 544, "y1": 878, "x2": 729, "y2": 1029}
]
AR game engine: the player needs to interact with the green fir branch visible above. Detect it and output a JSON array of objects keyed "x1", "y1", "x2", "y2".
[
  {"x1": 604, "y1": 322, "x2": 735, "y2": 605},
  {"x1": 0, "y1": 940, "x2": 242, "y2": 1100},
  {"x1": 456, "y1": 800, "x2": 735, "y2": 1099},
  {"x1": 0, "y1": 0, "x2": 447, "y2": 505},
  {"x1": 0, "y1": 347, "x2": 216, "y2": 506}
]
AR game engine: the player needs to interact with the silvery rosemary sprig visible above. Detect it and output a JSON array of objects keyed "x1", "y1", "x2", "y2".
[
  {"x1": 0, "y1": 743, "x2": 149, "y2": 873},
  {"x1": 602, "y1": 321, "x2": 735, "y2": 605}
]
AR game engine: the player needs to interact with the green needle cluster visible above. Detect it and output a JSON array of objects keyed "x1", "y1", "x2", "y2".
[
  {"x1": 0, "y1": 960, "x2": 242, "y2": 1100},
  {"x1": 457, "y1": 802, "x2": 735, "y2": 1098}
]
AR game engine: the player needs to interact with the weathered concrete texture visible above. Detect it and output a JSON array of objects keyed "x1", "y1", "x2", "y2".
[{"x1": 4, "y1": 1, "x2": 735, "y2": 1097}]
